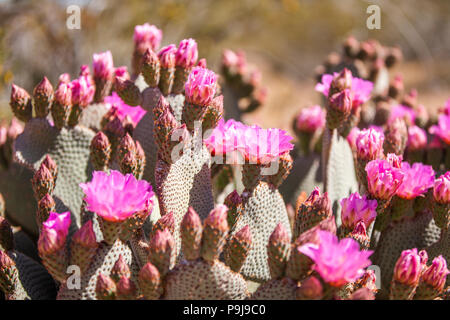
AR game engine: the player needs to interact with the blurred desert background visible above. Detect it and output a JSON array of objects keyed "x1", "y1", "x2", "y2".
[{"x1": 0, "y1": 0, "x2": 449, "y2": 132}]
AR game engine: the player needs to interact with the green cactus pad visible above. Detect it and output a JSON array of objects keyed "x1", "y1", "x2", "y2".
[
  {"x1": 250, "y1": 278, "x2": 297, "y2": 300},
  {"x1": 14, "y1": 118, "x2": 95, "y2": 234},
  {"x1": 232, "y1": 182, "x2": 292, "y2": 283},
  {"x1": 164, "y1": 259, "x2": 248, "y2": 300},
  {"x1": 323, "y1": 129, "x2": 358, "y2": 226},
  {"x1": 10, "y1": 251, "x2": 56, "y2": 300},
  {"x1": 57, "y1": 239, "x2": 138, "y2": 300}
]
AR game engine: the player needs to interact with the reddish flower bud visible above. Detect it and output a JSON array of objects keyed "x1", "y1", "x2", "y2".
[
  {"x1": 33, "y1": 77, "x2": 54, "y2": 118},
  {"x1": 296, "y1": 276, "x2": 323, "y2": 300},
  {"x1": 421, "y1": 255, "x2": 449, "y2": 292},
  {"x1": 96, "y1": 273, "x2": 117, "y2": 300},
  {"x1": 31, "y1": 163, "x2": 55, "y2": 200},
  {"x1": 42, "y1": 155, "x2": 58, "y2": 182},
  {"x1": 111, "y1": 255, "x2": 131, "y2": 283},
  {"x1": 72, "y1": 220, "x2": 97, "y2": 248},
  {"x1": 158, "y1": 44, "x2": 176, "y2": 69},
  {"x1": 393, "y1": 248, "x2": 422, "y2": 286},
  {"x1": 10, "y1": 84, "x2": 32, "y2": 122},
  {"x1": 175, "y1": 38, "x2": 198, "y2": 69}
]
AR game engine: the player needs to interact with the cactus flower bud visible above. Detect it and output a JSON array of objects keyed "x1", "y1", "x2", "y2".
[
  {"x1": 358, "y1": 269, "x2": 378, "y2": 293},
  {"x1": 433, "y1": 172, "x2": 450, "y2": 204},
  {"x1": 114, "y1": 66, "x2": 130, "y2": 81},
  {"x1": 158, "y1": 44, "x2": 177, "y2": 69},
  {"x1": 326, "y1": 89, "x2": 352, "y2": 129},
  {"x1": 133, "y1": 23, "x2": 162, "y2": 51},
  {"x1": 181, "y1": 207, "x2": 203, "y2": 261},
  {"x1": 348, "y1": 221, "x2": 370, "y2": 250},
  {"x1": 201, "y1": 205, "x2": 229, "y2": 262},
  {"x1": 70, "y1": 75, "x2": 95, "y2": 107},
  {"x1": 38, "y1": 211, "x2": 71, "y2": 255},
  {"x1": 141, "y1": 48, "x2": 160, "y2": 87},
  {"x1": 223, "y1": 190, "x2": 242, "y2": 228},
  {"x1": 148, "y1": 229, "x2": 174, "y2": 276},
  {"x1": 10, "y1": 84, "x2": 32, "y2": 122},
  {"x1": 0, "y1": 217, "x2": 14, "y2": 251},
  {"x1": 152, "y1": 212, "x2": 175, "y2": 236},
  {"x1": 116, "y1": 276, "x2": 137, "y2": 300},
  {"x1": 355, "y1": 128, "x2": 384, "y2": 161},
  {"x1": 93, "y1": 51, "x2": 114, "y2": 81},
  {"x1": 0, "y1": 250, "x2": 18, "y2": 294},
  {"x1": 72, "y1": 220, "x2": 97, "y2": 248},
  {"x1": 52, "y1": 82, "x2": 72, "y2": 129},
  {"x1": 110, "y1": 255, "x2": 131, "y2": 283},
  {"x1": 225, "y1": 225, "x2": 252, "y2": 273},
  {"x1": 31, "y1": 163, "x2": 55, "y2": 201},
  {"x1": 114, "y1": 76, "x2": 142, "y2": 107},
  {"x1": 96, "y1": 273, "x2": 117, "y2": 300},
  {"x1": 329, "y1": 69, "x2": 353, "y2": 96},
  {"x1": 175, "y1": 38, "x2": 198, "y2": 69},
  {"x1": 296, "y1": 276, "x2": 323, "y2": 300},
  {"x1": 90, "y1": 131, "x2": 111, "y2": 171},
  {"x1": 340, "y1": 192, "x2": 377, "y2": 230},
  {"x1": 421, "y1": 256, "x2": 449, "y2": 292},
  {"x1": 42, "y1": 155, "x2": 58, "y2": 183},
  {"x1": 33, "y1": 77, "x2": 54, "y2": 118},
  {"x1": 36, "y1": 194, "x2": 56, "y2": 227},
  {"x1": 393, "y1": 248, "x2": 422, "y2": 286},
  {"x1": 295, "y1": 187, "x2": 332, "y2": 237},
  {"x1": 185, "y1": 67, "x2": 218, "y2": 107},
  {"x1": 139, "y1": 262, "x2": 163, "y2": 300},
  {"x1": 267, "y1": 223, "x2": 291, "y2": 279}
]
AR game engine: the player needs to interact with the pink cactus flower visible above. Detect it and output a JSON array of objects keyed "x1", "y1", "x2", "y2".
[
  {"x1": 175, "y1": 38, "x2": 198, "y2": 69},
  {"x1": 407, "y1": 125, "x2": 427, "y2": 151},
  {"x1": 393, "y1": 248, "x2": 422, "y2": 286},
  {"x1": 385, "y1": 153, "x2": 403, "y2": 169},
  {"x1": 79, "y1": 170, "x2": 154, "y2": 222},
  {"x1": 114, "y1": 66, "x2": 130, "y2": 80},
  {"x1": 93, "y1": 51, "x2": 114, "y2": 81},
  {"x1": 38, "y1": 211, "x2": 71, "y2": 254},
  {"x1": 203, "y1": 118, "x2": 245, "y2": 158},
  {"x1": 347, "y1": 127, "x2": 361, "y2": 150},
  {"x1": 58, "y1": 73, "x2": 71, "y2": 85},
  {"x1": 355, "y1": 128, "x2": 385, "y2": 161},
  {"x1": 54, "y1": 82, "x2": 72, "y2": 106},
  {"x1": 239, "y1": 125, "x2": 294, "y2": 165},
  {"x1": 295, "y1": 105, "x2": 326, "y2": 133},
  {"x1": 70, "y1": 76, "x2": 95, "y2": 107},
  {"x1": 340, "y1": 192, "x2": 378, "y2": 229},
  {"x1": 133, "y1": 23, "x2": 162, "y2": 51},
  {"x1": 433, "y1": 172, "x2": 450, "y2": 204},
  {"x1": 299, "y1": 230, "x2": 373, "y2": 287},
  {"x1": 184, "y1": 67, "x2": 218, "y2": 106},
  {"x1": 396, "y1": 162, "x2": 435, "y2": 200},
  {"x1": 422, "y1": 255, "x2": 450, "y2": 292},
  {"x1": 429, "y1": 114, "x2": 450, "y2": 145},
  {"x1": 365, "y1": 159, "x2": 405, "y2": 200},
  {"x1": 197, "y1": 58, "x2": 207, "y2": 68},
  {"x1": 158, "y1": 44, "x2": 177, "y2": 69},
  {"x1": 315, "y1": 72, "x2": 373, "y2": 108},
  {"x1": 79, "y1": 65, "x2": 91, "y2": 77},
  {"x1": 388, "y1": 104, "x2": 416, "y2": 126},
  {"x1": 104, "y1": 92, "x2": 146, "y2": 127}
]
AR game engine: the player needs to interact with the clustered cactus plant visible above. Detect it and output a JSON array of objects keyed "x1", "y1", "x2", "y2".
[{"x1": 0, "y1": 25, "x2": 448, "y2": 301}]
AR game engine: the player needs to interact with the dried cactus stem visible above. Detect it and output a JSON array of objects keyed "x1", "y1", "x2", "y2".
[
  {"x1": 51, "y1": 101, "x2": 71, "y2": 129},
  {"x1": 158, "y1": 67, "x2": 174, "y2": 96},
  {"x1": 172, "y1": 66, "x2": 190, "y2": 94},
  {"x1": 41, "y1": 249, "x2": 68, "y2": 283},
  {"x1": 389, "y1": 280, "x2": 417, "y2": 300},
  {"x1": 67, "y1": 104, "x2": 84, "y2": 127}
]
